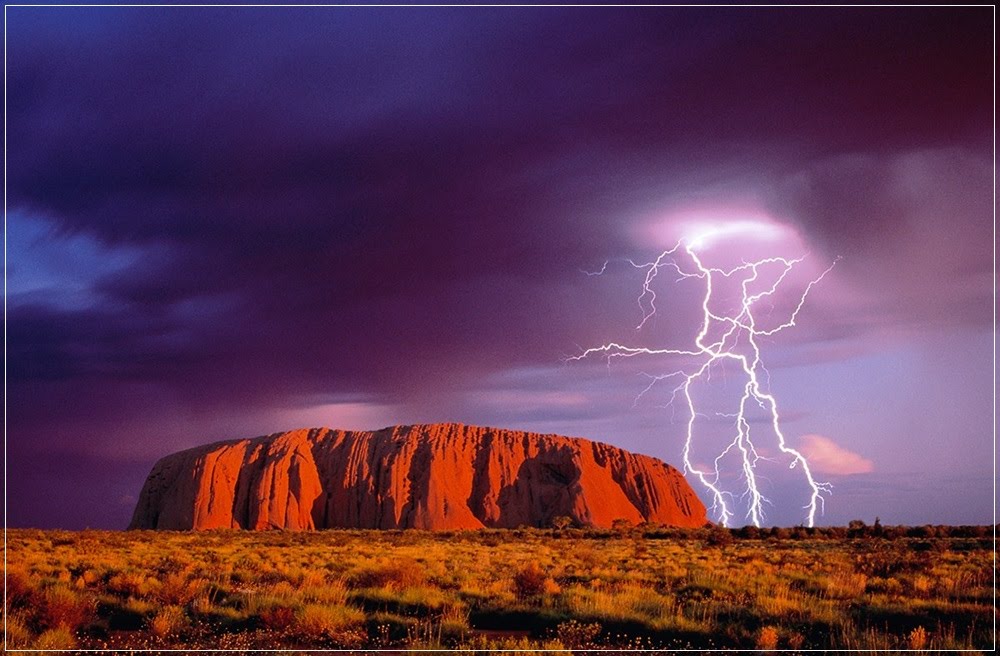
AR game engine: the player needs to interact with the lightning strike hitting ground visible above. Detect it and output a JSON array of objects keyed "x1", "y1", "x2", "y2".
[{"x1": 571, "y1": 236, "x2": 838, "y2": 527}]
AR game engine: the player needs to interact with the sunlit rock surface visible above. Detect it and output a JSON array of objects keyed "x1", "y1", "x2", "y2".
[{"x1": 129, "y1": 424, "x2": 707, "y2": 530}]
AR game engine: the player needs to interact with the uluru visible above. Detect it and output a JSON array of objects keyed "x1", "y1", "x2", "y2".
[{"x1": 129, "y1": 423, "x2": 707, "y2": 530}]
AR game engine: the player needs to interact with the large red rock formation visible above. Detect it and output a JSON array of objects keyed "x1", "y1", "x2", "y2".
[{"x1": 129, "y1": 424, "x2": 707, "y2": 530}]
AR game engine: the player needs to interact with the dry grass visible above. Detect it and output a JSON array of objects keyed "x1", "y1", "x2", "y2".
[{"x1": 3, "y1": 527, "x2": 994, "y2": 651}]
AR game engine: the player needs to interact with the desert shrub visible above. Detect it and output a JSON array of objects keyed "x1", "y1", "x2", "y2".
[
  {"x1": 611, "y1": 518, "x2": 634, "y2": 533},
  {"x1": 158, "y1": 573, "x2": 208, "y2": 605},
  {"x1": 847, "y1": 519, "x2": 867, "y2": 536},
  {"x1": 137, "y1": 576, "x2": 163, "y2": 597},
  {"x1": 149, "y1": 605, "x2": 188, "y2": 638},
  {"x1": 965, "y1": 525, "x2": 989, "y2": 538},
  {"x1": 881, "y1": 525, "x2": 907, "y2": 539},
  {"x1": 908, "y1": 574, "x2": 934, "y2": 597},
  {"x1": 351, "y1": 558, "x2": 425, "y2": 589},
  {"x1": 294, "y1": 603, "x2": 365, "y2": 641},
  {"x1": 556, "y1": 619, "x2": 602, "y2": 648},
  {"x1": 756, "y1": 625, "x2": 779, "y2": 650},
  {"x1": 352, "y1": 582, "x2": 450, "y2": 614},
  {"x1": 268, "y1": 580, "x2": 297, "y2": 598},
  {"x1": 908, "y1": 625, "x2": 929, "y2": 650},
  {"x1": 574, "y1": 544, "x2": 601, "y2": 569},
  {"x1": 38, "y1": 586, "x2": 94, "y2": 632},
  {"x1": 259, "y1": 604, "x2": 297, "y2": 631},
  {"x1": 865, "y1": 576, "x2": 904, "y2": 598},
  {"x1": 705, "y1": 527, "x2": 733, "y2": 546},
  {"x1": 33, "y1": 626, "x2": 77, "y2": 649},
  {"x1": 107, "y1": 571, "x2": 147, "y2": 597},
  {"x1": 153, "y1": 555, "x2": 190, "y2": 576},
  {"x1": 400, "y1": 584, "x2": 451, "y2": 610},
  {"x1": 257, "y1": 569, "x2": 288, "y2": 586},
  {"x1": 4, "y1": 611, "x2": 33, "y2": 647},
  {"x1": 188, "y1": 592, "x2": 215, "y2": 616},
  {"x1": 790, "y1": 526, "x2": 810, "y2": 540},
  {"x1": 297, "y1": 569, "x2": 325, "y2": 588},
  {"x1": 825, "y1": 571, "x2": 868, "y2": 599},
  {"x1": 474, "y1": 634, "x2": 568, "y2": 652},
  {"x1": 50, "y1": 534, "x2": 78, "y2": 548},
  {"x1": 80, "y1": 568, "x2": 100, "y2": 586},
  {"x1": 121, "y1": 595, "x2": 158, "y2": 616},
  {"x1": 855, "y1": 543, "x2": 910, "y2": 577},
  {"x1": 550, "y1": 516, "x2": 574, "y2": 530},
  {"x1": 301, "y1": 577, "x2": 349, "y2": 604},
  {"x1": 6, "y1": 569, "x2": 35, "y2": 609},
  {"x1": 480, "y1": 534, "x2": 503, "y2": 547},
  {"x1": 513, "y1": 563, "x2": 548, "y2": 598},
  {"x1": 241, "y1": 589, "x2": 295, "y2": 618},
  {"x1": 439, "y1": 602, "x2": 470, "y2": 634}
]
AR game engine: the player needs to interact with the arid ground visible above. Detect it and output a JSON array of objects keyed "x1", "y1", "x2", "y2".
[{"x1": 4, "y1": 526, "x2": 994, "y2": 652}]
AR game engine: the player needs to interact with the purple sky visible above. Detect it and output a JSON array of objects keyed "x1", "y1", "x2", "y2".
[{"x1": 6, "y1": 6, "x2": 994, "y2": 529}]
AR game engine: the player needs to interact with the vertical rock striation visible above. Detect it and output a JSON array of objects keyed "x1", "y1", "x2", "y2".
[{"x1": 129, "y1": 424, "x2": 708, "y2": 530}]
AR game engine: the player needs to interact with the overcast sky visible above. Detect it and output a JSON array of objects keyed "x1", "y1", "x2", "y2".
[{"x1": 7, "y1": 6, "x2": 994, "y2": 529}]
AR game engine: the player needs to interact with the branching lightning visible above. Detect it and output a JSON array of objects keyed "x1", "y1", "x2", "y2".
[{"x1": 571, "y1": 235, "x2": 839, "y2": 527}]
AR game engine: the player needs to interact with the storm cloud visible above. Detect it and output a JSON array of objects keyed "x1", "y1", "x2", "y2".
[{"x1": 6, "y1": 6, "x2": 993, "y2": 528}]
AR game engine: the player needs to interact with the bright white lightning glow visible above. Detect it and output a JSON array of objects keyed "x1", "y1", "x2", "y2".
[
  {"x1": 683, "y1": 220, "x2": 786, "y2": 251},
  {"x1": 571, "y1": 231, "x2": 838, "y2": 527}
]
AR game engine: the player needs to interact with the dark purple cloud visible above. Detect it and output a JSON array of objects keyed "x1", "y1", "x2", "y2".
[{"x1": 6, "y1": 6, "x2": 993, "y2": 528}]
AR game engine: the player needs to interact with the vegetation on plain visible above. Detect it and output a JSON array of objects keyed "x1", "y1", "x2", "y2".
[{"x1": 3, "y1": 524, "x2": 994, "y2": 652}]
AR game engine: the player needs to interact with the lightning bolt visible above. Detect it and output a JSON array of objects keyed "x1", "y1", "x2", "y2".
[{"x1": 571, "y1": 238, "x2": 839, "y2": 527}]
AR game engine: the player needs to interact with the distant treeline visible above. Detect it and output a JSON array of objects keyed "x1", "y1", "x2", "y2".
[
  {"x1": 709, "y1": 521, "x2": 994, "y2": 541},
  {"x1": 527, "y1": 517, "x2": 995, "y2": 542}
]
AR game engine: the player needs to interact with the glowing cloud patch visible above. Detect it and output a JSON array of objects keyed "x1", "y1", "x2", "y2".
[
  {"x1": 798, "y1": 434, "x2": 874, "y2": 476},
  {"x1": 683, "y1": 219, "x2": 788, "y2": 251},
  {"x1": 638, "y1": 206, "x2": 801, "y2": 255}
]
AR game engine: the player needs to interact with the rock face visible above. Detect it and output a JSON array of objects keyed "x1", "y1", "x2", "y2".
[{"x1": 129, "y1": 424, "x2": 707, "y2": 530}]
